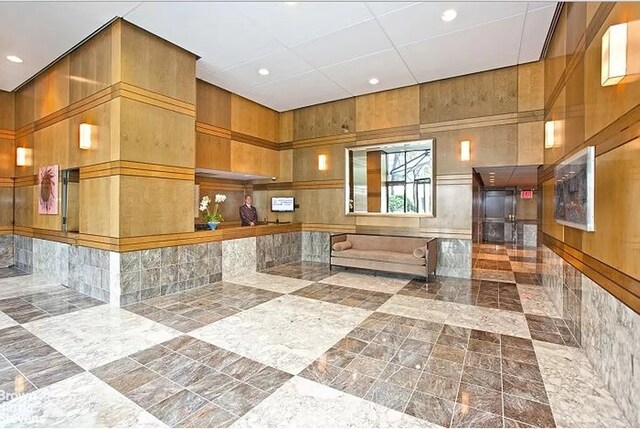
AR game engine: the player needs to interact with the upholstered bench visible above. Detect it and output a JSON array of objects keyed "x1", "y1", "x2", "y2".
[{"x1": 330, "y1": 233, "x2": 437, "y2": 279}]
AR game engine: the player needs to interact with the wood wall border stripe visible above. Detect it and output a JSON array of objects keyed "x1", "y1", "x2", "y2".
[
  {"x1": 0, "y1": 129, "x2": 15, "y2": 139},
  {"x1": 14, "y1": 175, "x2": 37, "y2": 187},
  {"x1": 0, "y1": 178, "x2": 13, "y2": 187},
  {"x1": 80, "y1": 161, "x2": 194, "y2": 181},
  {"x1": 544, "y1": 233, "x2": 640, "y2": 313},
  {"x1": 196, "y1": 122, "x2": 232, "y2": 139}
]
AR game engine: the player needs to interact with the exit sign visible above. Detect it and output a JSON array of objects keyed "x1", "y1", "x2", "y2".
[{"x1": 520, "y1": 190, "x2": 534, "y2": 199}]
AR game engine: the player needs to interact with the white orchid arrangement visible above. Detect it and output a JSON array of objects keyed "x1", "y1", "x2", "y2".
[{"x1": 200, "y1": 194, "x2": 227, "y2": 223}]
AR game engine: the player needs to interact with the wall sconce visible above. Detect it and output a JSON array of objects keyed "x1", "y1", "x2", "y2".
[
  {"x1": 16, "y1": 147, "x2": 32, "y2": 166},
  {"x1": 318, "y1": 154, "x2": 328, "y2": 171},
  {"x1": 460, "y1": 140, "x2": 470, "y2": 161},
  {"x1": 545, "y1": 121, "x2": 555, "y2": 148},
  {"x1": 601, "y1": 23, "x2": 627, "y2": 86},
  {"x1": 79, "y1": 123, "x2": 92, "y2": 149}
]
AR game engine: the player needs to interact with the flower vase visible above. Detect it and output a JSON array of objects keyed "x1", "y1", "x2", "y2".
[{"x1": 208, "y1": 221, "x2": 220, "y2": 230}]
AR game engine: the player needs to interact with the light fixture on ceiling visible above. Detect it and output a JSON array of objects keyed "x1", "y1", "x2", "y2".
[
  {"x1": 460, "y1": 140, "x2": 470, "y2": 161},
  {"x1": 601, "y1": 23, "x2": 627, "y2": 86},
  {"x1": 258, "y1": 68, "x2": 270, "y2": 76},
  {"x1": 441, "y1": 9, "x2": 457, "y2": 22},
  {"x1": 544, "y1": 121, "x2": 555, "y2": 148},
  {"x1": 79, "y1": 123, "x2": 93, "y2": 150},
  {"x1": 368, "y1": 77, "x2": 379, "y2": 85},
  {"x1": 285, "y1": 2, "x2": 297, "y2": 5},
  {"x1": 6, "y1": 55, "x2": 23, "y2": 63},
  {"x1": 318, "y1": 154, "x2": 328, "y2": 171}
]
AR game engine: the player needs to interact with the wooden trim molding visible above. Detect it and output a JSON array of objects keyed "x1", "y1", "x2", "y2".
[
  {"x1": 544, "y1": 233, "x2": 640, "y2": 313},
  {"x1": 301, "y1": 223, "x2": 356, "y2": 233},
  {"x1": 113, "y1": 82, "x2": 196, "y2": 117},
  {"x1": 436, "y1": 174, "x2": 473, "y2": 186},
  {"x1": 420, "y1": 110, "x2": 543, "y2": 135},
  {"x1": 291, "y1": 133, "x2": 356, "y2": 149},
  {"x1": 356, "y1": 125, "x2": 421, "y2": 145},
  {"x1": 230, "y1": 131, "x2": 279, "y2": 151},
  {"x1": 0, "y1": 178, "x2": 14, "y2": 188},
  {"x1": 14, "y1": 175, "x2": 37, "y2": 187},
  {"x1": 196, "y1": 122, "x2": 231, "y2": 139},
  {"x1": 0, "y1": 226, "x2": 13, "y2": 235},
  {"x1": 0, "y1": 129, "x2": 15, "y2": 139},
  {"x1": 80, "y1": 161, "x2": 194, "y2": 181}
]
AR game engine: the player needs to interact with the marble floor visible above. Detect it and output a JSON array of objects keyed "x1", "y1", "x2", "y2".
[{"x1": 0, "y1": 249, "x2": 631, "y2": 428}]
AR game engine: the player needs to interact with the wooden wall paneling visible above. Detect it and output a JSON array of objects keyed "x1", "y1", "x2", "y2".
[
  {"x1": 196, "y1": 79, "x2": 231, "y2": 129},
  {"x1": 517, "y1": 61, "x2": 545, "y2": 112},
  {"x1": 15, "y1": 82, "x2": 35, "y2": 129},
  {"x1": 293, "y1": 98, "x2": 355, "y2": 140},
  {"x1": 0, "y1": 90, "x2": 15, "y2": 130},
  {"x1": 79, "y1": 175, "x2": 118, "y2": 237},
  {"x1": 419, "y1": 176, "x2": 473, "y2": 236},
  {"x1": 545, "y1": 6, "x2": 568, "y2": 106},
  {"x1": 292, "y1": 143, "x2": 345, "y2": 182},
  {"x1": 229, "y1": 140, "x2": 278, "y2": 177},
  {"x1": 366, "y1": 151, "x2": 382, "y2": 212},
  {"x1": 34, "y1": 56, "x2": 70, "y2": 121},
  {"x1": 420, "y1": 66, "x2": 517, "y2": 124},
  {"x1": 564, "y1": 59, "x2": 585, "y2": 155},
  {"x1": 230, "y1": 94, "x2": 278, "y2": 142},
  {"x1": 0, "y1": 188, "x2": 13, "y2": 227},
  {"x1": 119, "y1": 98, "x2": 195, "y2": 168},
  {"x1": 196, "y1": 132, "x2": 231, "y2": 171},
  {"x1": 517, "y1": 121, "x2": 544, "y2": 165},
  {"x1": 119, "y1": 175, "x2": 194, "y2": 237},
  {"x1": 13, "y1": 186, "x2": 33, "y2": 227},
  {"x1": 120, "y1": 20, "x2": 196, "y2": 104},
  {"x1": 584, "y1": 3, "x2": 640, "y2": 140},
  {"x1": 279, "y1": 110, "x2": 293, "y2": 143},
  {"x1": 355, "y1": 85, "x2": 420, "y2": 131},
  {"x1": 68, "y1": 100, "x2": 115, "y2": 168},
  {"x1": 293, "y1": 188, "x2": 355, "y2": 226},
  {"x1": 69, "y1": 24, "x2": 113, "y2": 104},
  {"x1": 431, "y1": 124, "x2": 518, "y2": 174},
  {"x1": 33, "y1": 119, "x2": 70, "y2": 170},
  {"x1": 0, "y1": 139, "x2": 14, "y2": 178},
  {"x1": 581, "y1": 138, "x2": 640, "y2": 279},
  {"x1": 565, "y1": 2, "x2": 587, "y2": 57},
  {"x1": 197, "y1": 179, "x2": 245, "y2": 224}
]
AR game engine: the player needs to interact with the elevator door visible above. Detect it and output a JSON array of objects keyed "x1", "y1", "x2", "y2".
[{"x1": 483, "y1": 189, "x2": 515, "y2": 243}]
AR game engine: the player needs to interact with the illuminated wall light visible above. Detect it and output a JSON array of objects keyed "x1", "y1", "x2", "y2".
[
  {"x1": 79, "y1": 123, "x2": 92, "y2": 149},
  {"x1": 318, "y1": 154, "x2": 328, "y2": 171},
  {"x1": 545, "y1": 121, "x2": 555, "y2": 149},
  {"x1": 16, "y1": 147, "x2": 32, "y2": 166},
  {"x1": 601, "y1": 23, "x2": 627, "y2": 86},
  {"x1": 460, "y1": 140, "x2": 470, "y2": 161}
]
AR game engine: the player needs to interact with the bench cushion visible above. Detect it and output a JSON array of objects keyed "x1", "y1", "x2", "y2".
[{"x1": 333, "y1": 249, "x2": 425, "y2": 266}]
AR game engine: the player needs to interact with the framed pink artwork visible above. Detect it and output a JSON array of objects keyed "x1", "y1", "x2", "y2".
[{"x1": 38, "y1": 164, "x2": 59, "y2": 215}]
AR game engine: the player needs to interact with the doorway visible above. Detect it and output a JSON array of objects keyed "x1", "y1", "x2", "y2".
[{"x1": 472, "y1": 166, "x2": 539, "y2": 247}]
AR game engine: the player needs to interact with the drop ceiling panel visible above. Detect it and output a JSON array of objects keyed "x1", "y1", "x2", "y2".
[
  {"x1": 245, "y1": 70, "x2": 351, "y2": 112},
  {"x1": 0, "y1": 1, "x2": 138, "y2": 90},
  {"x1": 376, "y1": 2, "x2": 528, "y2": 48},
  {"x1": 231, "y1": 2, "x2": 373, "y2": 48},
  {"x1": 399, "y1": 13, "x2": 525, "y2": 83},
  {"x1": 320, "y1": 49, "x2": 416, "y2": 96},
  {"x1": 519, "y1": 5, "x2": 557, "y2": 62},
  {"x1": 125, "y1": 2, "x2": 283, "y2": 72},
  {"x1": 0, "y1": 1, "x2": 557, "y2": 111},
  {"x1": 290, "y1": 18, "x2": 393, "y2": 69}
]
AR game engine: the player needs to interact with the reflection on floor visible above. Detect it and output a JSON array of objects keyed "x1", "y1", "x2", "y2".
[{"x1": 0, "y1": 245, "x2": 631, "y2": 428}]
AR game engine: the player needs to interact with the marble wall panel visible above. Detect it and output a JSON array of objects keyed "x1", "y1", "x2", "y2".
[
  {"x1": 581, "y1": 274, "x2": 640, "y2": 427},
  {"x1": 523, "y1": 224, "x2": 537, "y2": 247},
  {"x1": 13, "y1": 235, "x2": 33, "y2": 273},
  {"x1": 222, "y1": 237, "x2": 256, "y2": 280},
  {"x1": 68, "y1": 245, "x2": 111, "y2": 303},
  {"x1": 0, "y1": 235, "x2": 13, "y2": 268},
  {"x1": 436, "y1": 238, "x2": 472, "y2": 278},
  {"x1": 257, "y1": 232, "x2": 301, "y2": 270},
  {"x1": 302, "y1": 231, "x2": 330, "y2": 263},
  {"x1": 33, "y1": 238, "x2": 70, "y2": 285}
]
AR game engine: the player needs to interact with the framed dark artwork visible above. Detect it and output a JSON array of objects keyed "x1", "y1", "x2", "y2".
[
  {"x1": 554, "y1": 146, "x2": 595, "y2": 231},
  {"x1": 38, "y1": 164, "x2": 59, "y2": 215}
]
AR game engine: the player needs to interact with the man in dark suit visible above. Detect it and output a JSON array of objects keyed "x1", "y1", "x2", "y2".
[{"x1": 240, "y1": 195, "x2": 258, "y2": 226}]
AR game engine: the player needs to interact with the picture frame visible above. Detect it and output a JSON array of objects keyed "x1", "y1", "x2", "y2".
[{"x1": 554, "y1": 146, "x2": 595, "y2": 231}]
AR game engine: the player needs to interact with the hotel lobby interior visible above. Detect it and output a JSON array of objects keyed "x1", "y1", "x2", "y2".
[{"x1": 0, "y1": 1, "x2": 638, "y2": 428}]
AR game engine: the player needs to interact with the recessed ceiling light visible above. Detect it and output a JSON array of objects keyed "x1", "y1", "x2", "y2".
[
  {"x1": 441, "y1": 9, "x2": 457, "y2": 22},
  {"x1": 489, "y1": 172, "x2": 495, "y2": 175},
  {"x1": 369, "y1": 77, "x2": 379, "y2": 85},
  {"x1": 258, "y1": 68, "x2": 270, "y2": 76},
  {"x1": 285, "y1": 2, "x2": 297, "y2": 5},
  {"x1": 6, "y1": 55, "x2": 23, "y2": 63}
]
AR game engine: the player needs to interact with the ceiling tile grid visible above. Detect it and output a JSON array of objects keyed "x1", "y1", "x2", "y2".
[{"x1": 0, "y1": 1, "x2": 557, "y2": 111}]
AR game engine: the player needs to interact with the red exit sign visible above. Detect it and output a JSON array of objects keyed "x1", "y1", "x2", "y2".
[{"x1": 520, "y1": 190, "x2": 534, "y2": 199}]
